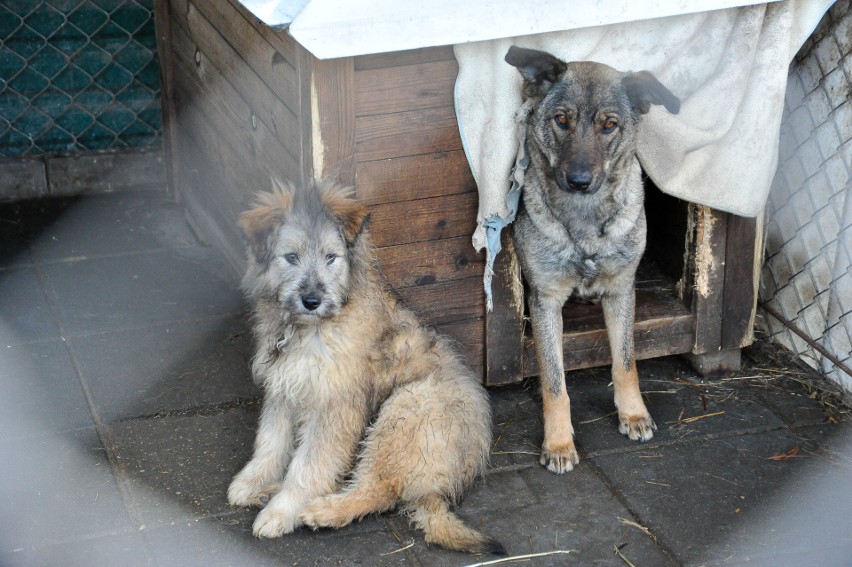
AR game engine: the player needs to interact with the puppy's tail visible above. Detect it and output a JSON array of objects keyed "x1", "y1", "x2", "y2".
[{"x1": 411, "y1": 496, "x2": 506, "y2": 556}]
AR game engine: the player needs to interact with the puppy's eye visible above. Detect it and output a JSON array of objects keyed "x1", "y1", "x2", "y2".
[
  {"x1": 325, "y1": 253, "x2": 338, "y2": 266},
  {"x1": 602, "y1": 119, "x2": 618, "y2": 132},
  {"x1": 554, "y1": 113, "x2": 568, "y2": 129},
  {"x1": 283, "y1": 253, "x2": 299, "y2": 265}
]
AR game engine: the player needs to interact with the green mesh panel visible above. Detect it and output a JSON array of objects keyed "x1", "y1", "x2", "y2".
[{"x1": 0, "y1": 0, "x2": 162, "y2": 157}]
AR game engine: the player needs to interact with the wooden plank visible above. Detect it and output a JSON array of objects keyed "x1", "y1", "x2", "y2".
[
  {"x1": 178, "y1": 0, "x2": 300, "y2": 113},
  {"x1": 367, "y1": 192, "x2": 478, "y2": 248},
  {"x1": 396, "y1": 277, "x2": 484, "y2": 327},
  {"x1": 691, "y1": 206, "x2": 728, "y2": 354},
  {"x1": 303, "y1": 54, "x2": 356, "y2": 186},
  {"x1": 223, "y1": 0, "x2": 301, "y2": 70},
  {"x1": 153, "y1": 0, "x2": 179, "y2": 196},
  {"x1": 170, "y1": 0, "x2": 302, "y2": 163},
  {"x1": 355, "y1": 150, "x2": 475, "y2": 205},
  {"x1": 721, "y1": 213, "x2": 760, "y2": 350},
  {"x1": 433, "y1": 318, "x2": 485, "y2": 381},
  {"x1": 171, "y1": 26, "x2": 300, "y2": 188},
  {"x1": 174, "y1": 126, "x2": 245, "y2": 275},
  {"x1": 486, "y1": 229, "x2": 526, "y2": 386},
  {"x1": 375, "y1": 235, "x2": 483, "y2": 290},
  {"x1": 355, "y1": 106, "x2": 462, "y2": 162},
  {"x1": 355, "y1": 45, "x2": 455, "y2": 71},
  {"x1": 522, "y1": 294, "x2": 695, "y2": 377},
  {"x1": 172, "y1": 72, "x2": 250, "y2": 220},
  {"x1": 354, "y1": 59, "x2": 457, "y2": 117}
]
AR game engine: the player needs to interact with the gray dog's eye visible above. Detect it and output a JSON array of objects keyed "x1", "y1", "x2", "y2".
[
  {"x1": 554, "y1": 113, "x2": 568, "y2": 129},
  {"x1": 283, "y1": 253, "x2": 299, "y2": 265},
  {"x1": 325, "y1": 253, "x2": 338, "y2": 265},
  {"x1": 602, "y1": 119, "x2": 619, "y2": 133}
]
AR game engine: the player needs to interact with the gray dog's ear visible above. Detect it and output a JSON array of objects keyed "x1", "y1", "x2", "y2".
[
  {"x1": 622, "y1": 71, "x2": 680, "y2": 115},
  {"x1": 505, "y1": 46, "x2": 567, "y2": 99}
]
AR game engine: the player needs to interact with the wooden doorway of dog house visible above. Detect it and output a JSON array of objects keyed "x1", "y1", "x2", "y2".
[
  {"x1": 485, "y1": 180, "x2": 763, "y2": 385},
  {"x1": 153, "y1": 0, "x2": 764, "y2": 387}
]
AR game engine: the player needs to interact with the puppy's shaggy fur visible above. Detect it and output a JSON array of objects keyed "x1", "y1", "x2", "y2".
[{"x1": 228, "y1": 179, "x2": 503, "y2": 555}]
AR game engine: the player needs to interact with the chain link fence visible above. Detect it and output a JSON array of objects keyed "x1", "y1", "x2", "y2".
[
  {"x1": 760, "y1": 0, "x2": 852, "y2": 394},
  {"x1": 0, "y1": 0, "x2": 161, "y2": 158}
]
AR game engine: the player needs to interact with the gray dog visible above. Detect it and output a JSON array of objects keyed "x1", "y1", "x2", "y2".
[{"x1": 505, "y1": 46, "x2": 680, "y2": 474}]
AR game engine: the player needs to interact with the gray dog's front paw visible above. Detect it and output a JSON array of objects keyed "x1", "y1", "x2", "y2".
[
  {"x1": 619, "y1": 414, "x2": 657, "y2": 442},
  {"x1": 540, "y1": 442, "x2": 579, "y2": 474}
]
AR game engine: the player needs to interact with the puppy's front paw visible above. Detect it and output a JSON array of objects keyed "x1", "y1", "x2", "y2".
[
  {"x1": 301, "y1": 496, "x2": 350, "y2": 529},
  {"x1": 540, "y1": 442, "x2": 579, "y2": 474},
  {"x1": 252, "y1": 505, "x2": 299, "y2": 538},
  {"x1": 619, "y1": 413, "x2": 657, "y2": 442},
  {"x1": 228, "y1": 475, "x2": 281, "y2": 507}
]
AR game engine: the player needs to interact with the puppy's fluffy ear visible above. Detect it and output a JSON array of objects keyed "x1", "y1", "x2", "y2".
[
  {"x1": 239, "y1": 178, "x2": 293, "y2": 264},
  {"x1": 505, "y1": 45, "x2": 567, "y2": 100},
  {"x1": 319, "y1": 182, "x2": 370, "y2": 245},
  {"x1": 622, "y1": 71, "x2": 680, "y2": 115}
]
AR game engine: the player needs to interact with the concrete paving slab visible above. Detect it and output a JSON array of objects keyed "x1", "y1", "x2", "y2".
[
  {"x1": 406, "y1": 464, "x2": 676, "y2": 566},
  {"x1": 106, "y1": 406, "x2": 259, "y2": 527},
  {"x1": 0, "y1": 531, "x2": 153, "y2": 567},
  {"x1": 589, "y1": 427, "x2": 831, "y2": 565},
  {"x1": 70, "y1": 315, "x2": 258, "y2": 423},
  {"x1": 0, "y1": 340, "x2": 95, "y2": 440},
  {"x1": 0, "y1": 267, "x2": 61, "y2": 345},
  {"x1": 143, "y1": 513, "x2": 415, "y2": 567},
  {"x1": 40, "y1": 248, "x2": 242, "y2": 336},
  {"x1": 27, "y1": 193, "x2": 200, "y2": 263},
  {"x1": 0, "y1": 428, "x2": 134, "y2": 554}
]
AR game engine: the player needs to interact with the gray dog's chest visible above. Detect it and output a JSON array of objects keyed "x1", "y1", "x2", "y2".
[{"x1": 513, "y1": 197, "x2": 644, "y2": 297}]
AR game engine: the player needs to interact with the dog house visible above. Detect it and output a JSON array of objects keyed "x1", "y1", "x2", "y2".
[{"x1": 153, "y1": 0, "x2": 762, "y2": 385}]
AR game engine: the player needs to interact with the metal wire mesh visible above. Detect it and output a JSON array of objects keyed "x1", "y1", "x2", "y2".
[
  {"x1": 760, "y1": 1, "x2": 852, "y2": 392},
  {"x1": 0, "y1": 0, "x2": 161, "y2": 157}
]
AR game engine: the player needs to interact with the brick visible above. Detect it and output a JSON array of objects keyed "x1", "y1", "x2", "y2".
[
  {"x1": 784, "y1": 72, "x2": 807, "y2": 110},
  {"x1": 787, "y1": 235, "x2": 811, "y2": 274},
  {"x1": 823, "y1": 68, "x2": 850, "y2": 110},
  {"x1": 814, "y1": 34, "x2": 842, "y2": 75},
  {"x1": 815, "y1": 121, "x2": 841, "y2": 161},
  {"x1": 842, "y1": 52, "x2": 852, "y2": 84},
  {"x1": 798, "y1": 221, "x2": 824, "y2": 261},
  {"x1": 778, "y1": 123, "x2": 799, "y2": 160},
  {"x1": 805, "y1": 170, "x2": 834, "y2": 210},
  {"x1": 788, "y1": 105, "x2": 816, "y2": 147},
  {"x1": 833, "y1": 100, "x2": 852, "y2": 142},
  {"x1": 797, "y1": 52, "x2": 823, "y2": 94},
  {"x1": 823, "y1": 153, "x2": 850, "y2": 194},
  {"x1": 814, "y1": 205, "x2": 843, "y2": 248},
  {"x1": 797, "y1": 138, "x2": 824, "y2": 178},
  {"x1": 804, "y1": 87, "x2": 833, "y2": 126},
  {"x1": 781, "y1": 154, "x2": 807, "y2": 191},
  {"x1": 774, "y1": 204, "x2": 800, "y2": 244},
  {"x1": 831, "y1": 5, "x2": 852, "y2": 55}
]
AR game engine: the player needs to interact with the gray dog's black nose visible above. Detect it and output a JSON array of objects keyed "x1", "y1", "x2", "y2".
[
  {"x1": 302, "y1": 295, "x2": 322, "y2": 311},
  {"x1": 567, "y1": 171, "x2": 593, "y2": 191}
]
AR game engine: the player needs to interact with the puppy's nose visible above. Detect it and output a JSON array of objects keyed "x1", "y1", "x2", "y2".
[
  {"x1": 567, "y1": 171, "x2": 593, "y2": 191},
  {"x1": 301, "y1": 295, "x2": 322, "y2": 311}
]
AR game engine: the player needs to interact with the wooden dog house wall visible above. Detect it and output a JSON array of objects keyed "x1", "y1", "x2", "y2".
[{"x1": 153, "y1": 0, "x2": 761, "y2": 386}]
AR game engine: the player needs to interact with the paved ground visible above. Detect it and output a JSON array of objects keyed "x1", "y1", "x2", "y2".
[{"x1": 1, "y1": 188, "x2": 851, "y2": 567}]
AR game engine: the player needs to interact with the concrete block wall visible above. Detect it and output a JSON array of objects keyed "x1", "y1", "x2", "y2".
[{"x1": 761, "y1": 0, "x2": 852, "y2": 393}]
